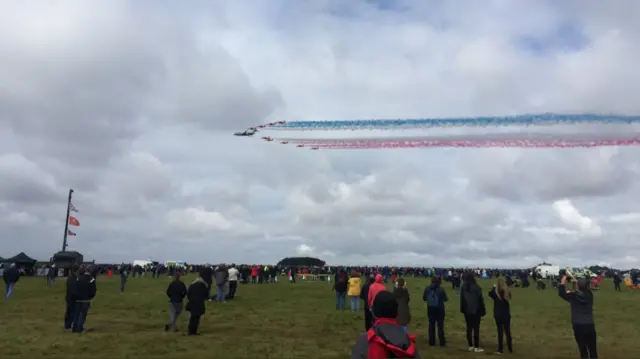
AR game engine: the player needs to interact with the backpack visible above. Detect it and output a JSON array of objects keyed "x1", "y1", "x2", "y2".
[
  {"x1": 368, "y1": 326, "x2": 418, "y2": 358},
  {"x1": 426, "y1": 289, "x2": 440, "y2": 307}
]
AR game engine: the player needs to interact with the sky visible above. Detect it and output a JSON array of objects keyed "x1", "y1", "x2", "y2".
[{"x1": 1, "y1": 0, "x2": 640, "y2": 268}]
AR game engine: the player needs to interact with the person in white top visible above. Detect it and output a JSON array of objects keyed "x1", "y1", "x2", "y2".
[{"x1": 227, "y1": 264, "x2": 240, "y2": 300}]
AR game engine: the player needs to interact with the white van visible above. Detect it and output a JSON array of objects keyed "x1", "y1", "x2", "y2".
[{"x1": 535, "y1": 264, "x2": 560, "y2": 279}]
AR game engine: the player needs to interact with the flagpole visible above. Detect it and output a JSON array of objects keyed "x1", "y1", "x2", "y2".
[{"x1": 62, "y1": 189, "x2": 74, "y2": 252}]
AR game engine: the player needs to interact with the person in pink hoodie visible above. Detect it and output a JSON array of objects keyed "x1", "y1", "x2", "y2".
[{"x1": 368, "y1": 274, "x2": 387, "y2": 308}]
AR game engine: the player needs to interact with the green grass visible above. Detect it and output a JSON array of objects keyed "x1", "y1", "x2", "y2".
[{"x1": 0, "y1": 276, "x2": 637, "y2": 358}]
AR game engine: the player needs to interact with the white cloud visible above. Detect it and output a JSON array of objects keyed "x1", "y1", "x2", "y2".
[
  {"x1": 167, "y1": 208, "x2": 232, "y2": 232},
  {"x1": 2, "y1": 1, "x2": 640, "y2": 268},
  {"x1": 552, "y1": 199, "x2": 602, "y2": 237},
  {"x1": 608, "y1": 213, "x2": 640, "y2": 224}
]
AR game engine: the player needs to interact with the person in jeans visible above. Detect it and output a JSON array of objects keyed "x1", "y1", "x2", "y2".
[
  {"x1": 214, "y1": 265, "x2": 228, "y2": 302},
  {"x1": 333, "y1": 278, "x2": 347, "y2": 310},
  {"x1": 424, "y1": 276, "x2": 448, "y2": 346},
  {"x1": 489, "y1": 277, "x2": 513, "y2": 354},
  {"x1": 559, "y1": 272, "x2": 597, "y2": 359},
  {"x1": 460, "y1": 272, "x2": 486, "y2": 353},
  {"x1": 347, "y1": 271, "x2": 361, "y2": 312},
  {"x1": 72, "y1": 267, "x2": 97, "y2": 333},
  {"x1": 165, "y1": 273, "x2": 187, "y2": 331}
]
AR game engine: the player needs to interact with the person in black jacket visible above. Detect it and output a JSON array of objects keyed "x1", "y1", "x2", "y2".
[
  {"x1": 360, "y1": 274, "x2": 375, "y2": 330},
  {"x1": 64, "y1": 266, "x2": 79, "y2": 330},
  {"x1": 460, "y1": 272, "x2": 486, "y2": 353},
  {"x1": 186, "y1": 275, "x2": 208, "y2": 335},
  {"x1": 613, "y1": 272, "x2": 622, "y2": 292},
  {"x1": 423, "y1": 277, "x2": 448, "y2": 346},
  {"x1": 199, "y1": 266, "x2": 213, "y2": 301},
  {"x1": 488, "y1": 277, "x2": 513, "y2": 354},
  {"x1": 333, "y1": 279, "x2": 347, "y2": 310},
  {"x1": 3, "y1": 263, "x2": 20, "y2": 300},
  {"x1": 165, "y1": 273, "x2": 187, "y2": 332},
  {"x1": 72, "y1": 267, "x2": 97, "y2": 333},
  {"x1": 559, "y1": 273, "x2": 597, "y2": 359}
]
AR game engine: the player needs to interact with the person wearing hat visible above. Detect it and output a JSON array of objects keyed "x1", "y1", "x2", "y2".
[{"x1": 351, "y1": 291, "x2": 420, "y2": 359}]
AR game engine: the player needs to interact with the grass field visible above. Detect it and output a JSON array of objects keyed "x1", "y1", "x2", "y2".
[{"x1": 0, "y1": 276, "x2": 638, "y2": 358}]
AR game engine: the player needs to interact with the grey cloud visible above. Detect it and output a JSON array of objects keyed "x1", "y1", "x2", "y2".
[
  {"x1": 464, "y1": 148, "x2": 638, "y2": 202},
  {"x1": 0, "y1": 154, "x2": 66, "y2": 204},
  {"x1": 2, "y1": 2, "x2": 640, "y2": 268},
  {"x1": 0, "y1": 2, "x2": 280, "y2": 168}
]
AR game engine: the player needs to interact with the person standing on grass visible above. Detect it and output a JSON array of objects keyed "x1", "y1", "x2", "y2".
[
  {"x1": 47, "y1": 264, "x2": 57, "y2": 286},
  {"x1": 488, "y1": 277, "x2": 513, "y2": 354},
  {"x1": 460, "y1": 272, "x2": 486, "y2": 353},
  {"x1": 360, "y1": 274, "x2": 375, "y2": 330},
  {"x1": 186, "y1": 274, "x2": 208, "y2": 336},
  {"x1": 214, "y1": 265, "x2": 228, "y2": 303},
  {"x1": 367, "y1": 274, "x2": 386, "y2": 309},
  {"x1": 119, "y1": 264, "x2": 129, "y2": 293},
  {"x1": 333, "y1": 278, "x2": 348, "y2": 310},
  {"x1": 613, "y1": 272, "x2": 622, "y2": 292},
  {"x1": 165, "y1": 273, "x2": 187, "y2": 332},
  {"x1": 450, "y1": 272, "x2": 461, "y2": 296},
  {"x1": 3, "y1": 263, "x2": 19, "y2": 300},
  {"x1": 348, "y1": 271, "x2": 362, "y2": 312},
  {"x1": 423, "y1": 276, "x2": 447, "y2": 347},
  {"x1": 251, "y1": 265, "x2": 259, "y2": 284},
  {"x1": 393, "y1": 278, "x2": 411, "y2": 333},
  {"x1": 559, "y1": 273, "x2": 598, "y2": 359},
  {"x1": 64, "y1": 266, "x2": 79, "y2": 330},
  {"x1": 199, "y1": 266, "x2": 213, "y2": 301},
  {"x1": 72, "y1": 266, "x2": 97, "y2": 333},
  {"x1": 351, "y1": 291, "x2": 421, "y2": 359},
  {"x1": 227, "y1": 264, "x2": 239, "y2": 300}
]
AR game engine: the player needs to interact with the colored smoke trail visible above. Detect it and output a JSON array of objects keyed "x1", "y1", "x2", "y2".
[
  {"x1": 307, "y1": 138, "x2": 640, "y2": 149},
  {"x1": 264, "y1": 114, "x2": 640, "y2": 131}
]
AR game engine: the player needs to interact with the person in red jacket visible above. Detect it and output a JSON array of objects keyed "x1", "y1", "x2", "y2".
[
  {"x1": 251, "y1": 266, "x2": 259, "y2": 284},
  {"x1": 368, "y1": 274, "x2": 386, "y2": 308},
  {"x1": 351, "y1": 291, "x2": 420, "y2": 358}
]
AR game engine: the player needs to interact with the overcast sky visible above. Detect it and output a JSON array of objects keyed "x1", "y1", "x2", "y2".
[{"x1": 1, "y1": 1, "x2": 640, "y2": 268}]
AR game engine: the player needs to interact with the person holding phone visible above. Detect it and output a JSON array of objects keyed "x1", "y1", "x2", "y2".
[
  {"x1": 558, "y1": 271, "x2": 598, "y2": 358},
  {"x1": 488, "y1": 278, "x2": 513, "y2": 354}
]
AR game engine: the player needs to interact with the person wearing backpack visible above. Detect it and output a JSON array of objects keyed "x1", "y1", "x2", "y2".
[
  {"x1": 423, "y1": 276, "x2": 448, "y2": 347},
  {"x1": 351, "y1": 291, "x2": 421, "y2": 359},
  {"x1": 460, "y1": 272, "x2": 486, "y2": 353}
]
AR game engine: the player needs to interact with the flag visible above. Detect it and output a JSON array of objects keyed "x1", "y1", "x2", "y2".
[
  {"x1": 69, "y1": 216, "x2": 80, "y2": 226},
  {"x1": 69, "y1": 202, "x2": 79, "y2": 213},
  {"x1": 67, "y1": 230, "x2": 76, "y2": 236}
]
